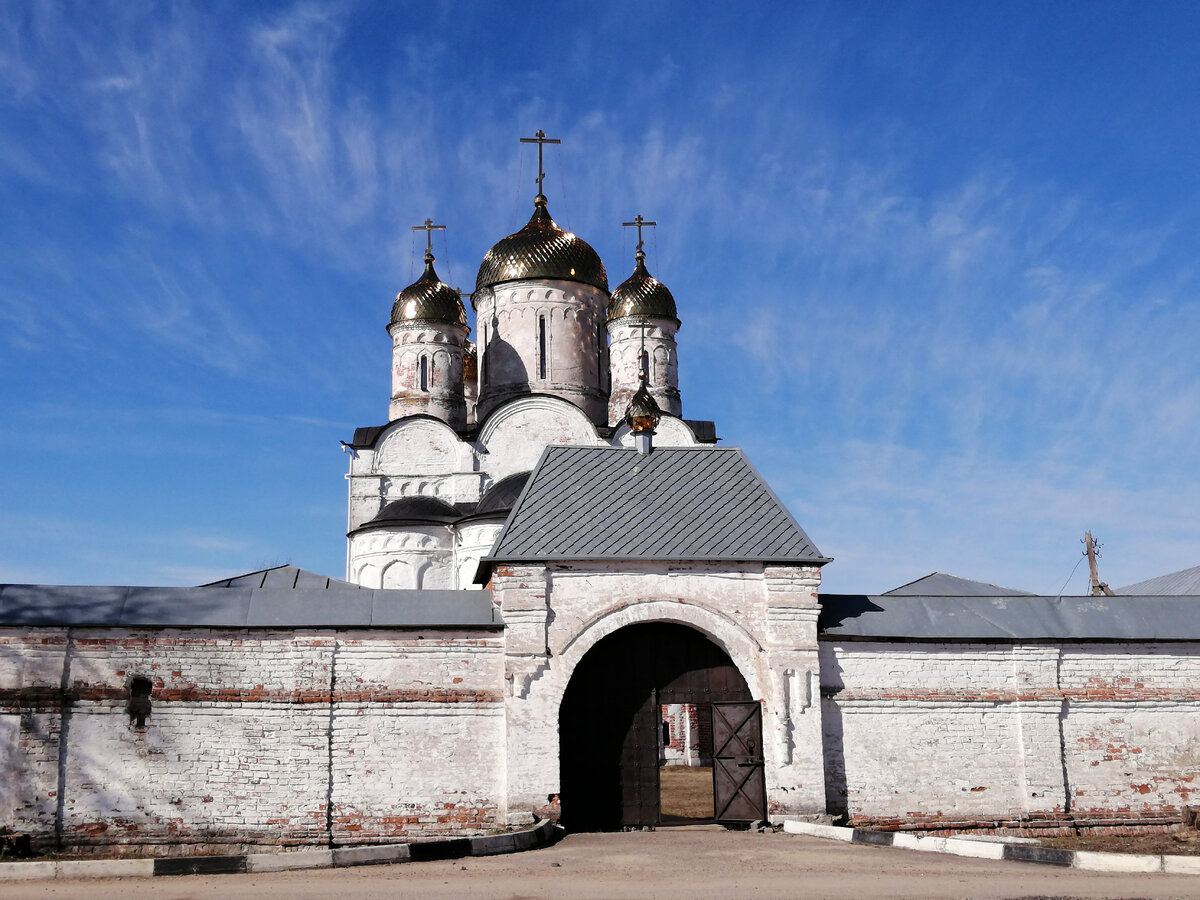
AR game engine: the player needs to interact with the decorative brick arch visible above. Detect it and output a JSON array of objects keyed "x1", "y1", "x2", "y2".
[{"x1": 534, "y1": 600, "x2": 765, "y2": 714}]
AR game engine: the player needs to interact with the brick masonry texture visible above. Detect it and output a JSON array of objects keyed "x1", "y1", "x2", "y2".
[
  {"x1": 0, "y1": 628, "x2": 505, "y2": 852},
  {"x1": 820, "y1": 641, "x2": 1200, "y2": 832},
  {"x1": 3, "y1": 615, "x2": 1200, "y2": 852}
]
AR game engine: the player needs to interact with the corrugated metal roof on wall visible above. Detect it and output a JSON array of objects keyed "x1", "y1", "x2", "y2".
[
  {"x1": 201, "y1": 565, "x2": 364, "y2": 590},
  {"x1": 485, "y1": 445, "x2": 828, "y2": 565},
  {"x1": 884, "y1": 572, "x2": 1034, "y2": 596},
  {"x1": 1116, "y1": 564, "x2": 1200, "y2": 596},
  {"x1": 819, "y1": 593, "x2": 1200, "y2": 641},
  {"x1": 0, "y1": 584, "x2": 502, "y2": 628}
]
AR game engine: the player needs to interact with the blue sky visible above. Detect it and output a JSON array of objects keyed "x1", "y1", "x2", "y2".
[{"x1": 2, "y1": 1, "x2": 1198, "y2": 594}]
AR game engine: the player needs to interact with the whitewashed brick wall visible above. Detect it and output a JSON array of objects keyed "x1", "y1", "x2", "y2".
[
  {"x1": 821, "y1": 640, "x2": 1200, "y2": 831},
  {"x1": 7, "y1": 624, "x2": 1198, "y2": 850},
  {"x1": 0, "y1": 628, "x2": 506, "y2": 853},
  {"x1": 496, "y1": 561, "x2": 828, "y2": 824}
]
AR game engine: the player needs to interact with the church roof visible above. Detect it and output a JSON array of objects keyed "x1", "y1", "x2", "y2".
[
  {"x1": 608, "y1": 253, "x2": 678, "y2": 323},
  {"x1": 481, "y1": 445, "x2": 828, "y2": 570},
  {"x1": 884, "y1": 572, "x2": 1033, "y2": 596},
  {"x1": 819, "y1": 593, "x2": 1200, "y2": 641},
  {"x1": 475, "y1": 471, "x2": 532, "y2": 515},
  {"x1": 356, "y1": 496, "x2": 462, "y2": 532},
  {"x1": 390, "y1": 254, "x2": 467, "y2": 327},
  {"x1": 345, "y1": 416, "x2": 719, "y2": 448},
  {"x1": 474, "y1": 195, "x2": 608, "y2": 293},
  {"x1": 0, "y1": 583, "x2": 502, "y2": 628},
  {"x1": 1115, "y1": 564, "x2": 1200, "y2": 595},
  {"x1": 201, "y1": 565, "x2": 361, "y2": 590}
]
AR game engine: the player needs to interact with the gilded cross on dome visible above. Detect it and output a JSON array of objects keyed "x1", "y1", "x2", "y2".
[
  {"x1": 520, "y1": 129, "x2": 561, "y2": 198},
  {"x1": 621, "y1": 214, "x2": 657, "y2": 259},
  {"x1": 411, "y1": 218, "x2": 446, "y2": 263}
]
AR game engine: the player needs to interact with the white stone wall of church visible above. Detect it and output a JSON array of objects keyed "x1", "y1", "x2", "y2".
[
  {"x1": 0, "y1": 628, "x2": 506, "y2": 851},
  {"x1": 349, "y1": 525, "x2": 455, "y2": 589},
  {"x1": 0, "y1": 716, "x2": 17, "y2": 824},
  {"x1": 388, "y1": 322, "x2": 469, "y2": 428},
  {"x1": 611, "y1": 417, "x2": 704, "y2": 448},
  {"x1": 454, "y1": 520, "x2": 505, "y2": 589},
  {"x1": 347, "y1": 395, "x2": 622, "y2": 589},
  {"x1": 351, "y1": 392, "x2": 721, "y2": 590},
  {"x1": 607, "y1": 318, "x2": 681, "y2": 424},
  {"x1": 475, "y1": 396, "x2": 605, "y2": 482},
  {"x1": 474, "y1": 280, "x2": 609, "y2": 425},
  {"x1": 348, "y1": 417, "x2": 482, "y2": 535},
  {"x1": 821, "y1": 641, "x2": 1200, "y2": 828},
  {"x1": 821, "y1": 643, "x2": 1019, "y2": 695}
]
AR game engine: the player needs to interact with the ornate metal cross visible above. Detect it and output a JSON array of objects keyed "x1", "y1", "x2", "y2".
[
  {"x1": 622, "y1": 214, "x2": 657, "y2": 253},
  {"x1": 520, "y1": 130, "x2": 561, "y2": 196},
  {"x1": 411, "y1": 218, "x2": 446, "y2": 256}
]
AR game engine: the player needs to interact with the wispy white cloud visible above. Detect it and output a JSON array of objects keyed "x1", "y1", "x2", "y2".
[
  {"x1": 766, "y1": 430, "x2": 1200, "y2": 596},
  {"x1": 2, "y1": 1, "x2": 1197, "y2": 593},
  {"x1": 1, "y1": 3, "x2": 443, "y2": 275},
  {"x1": 701, "y1": 138, "x2": 1200, "y2": 594}
]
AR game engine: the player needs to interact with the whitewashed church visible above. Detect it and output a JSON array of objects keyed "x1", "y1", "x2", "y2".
[{"x1": 2, "y1": 138, "x2": 1198, "y2": 854}]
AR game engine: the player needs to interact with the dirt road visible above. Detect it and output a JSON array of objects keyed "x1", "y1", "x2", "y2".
[{"x1": 7, "y1": 829, "x2": 1200, "y2": 899}]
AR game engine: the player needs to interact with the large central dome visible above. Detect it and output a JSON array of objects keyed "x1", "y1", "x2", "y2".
[{"x1": 475, "y1": 195, "x2": 608, "y2": 293}]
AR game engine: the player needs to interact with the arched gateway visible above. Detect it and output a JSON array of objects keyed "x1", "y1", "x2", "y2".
[
  {"x1": 559, "y1": 622, "x2": 764, "y2": 830},
  {"x1": 483, "y1": 442, "x2": 829, "y2": 829}
]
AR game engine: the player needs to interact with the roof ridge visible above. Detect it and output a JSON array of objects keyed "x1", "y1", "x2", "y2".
[{"x1": 482, "y1": 444, "x2": 828, "y2": 571}]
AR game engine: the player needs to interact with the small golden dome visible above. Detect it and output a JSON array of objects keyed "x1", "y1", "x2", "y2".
[
  {"x1": 624, "y1": 379, "x2": 661, "y2": 434},
  {"x1": 475, "y1": 195, "x2": 608, "y2": 293},
  {"x1": 608, "y1": 250, "x2": 678, "y2": 323},
  {"x1": 389, "y1": 252, "x2": 467, "y2": 328}
]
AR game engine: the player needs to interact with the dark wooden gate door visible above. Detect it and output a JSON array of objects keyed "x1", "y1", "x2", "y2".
[
  {"x1": 559, "y1": 623, "x2": 755, "y2": 831},
  {"x1": 619, "y1": 689, "x2": 660, "y2": 828},
  {"x1": 712, "y1": 701, "x2": 766, "y2": 822}
]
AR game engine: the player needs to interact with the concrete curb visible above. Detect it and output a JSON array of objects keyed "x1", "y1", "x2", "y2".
[
  {"x1": 0, "y1": 819, "x2": 561, "y2": 882},
  {"x1": 781, "y1": 820, "x2": 1200, "y2": 874}
]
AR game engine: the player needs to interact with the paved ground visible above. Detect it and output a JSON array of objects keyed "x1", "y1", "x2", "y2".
[{"x1": 8, "y1": 829, "x2": 1200, "y2": 899}]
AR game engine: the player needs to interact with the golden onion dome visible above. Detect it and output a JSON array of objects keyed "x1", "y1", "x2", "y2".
[
  {"x1": 389, "y1": 251, "x2": 467, "y2": 329},
  {"x1": 608, "y1": 250, "x2": 678, "y2": 323},
  {"x1": 624, "y1": 378, "x2": 661, "y2": 434},
  {"x1": 475, "y1": 194, "x2": 608, "y2": 293}
]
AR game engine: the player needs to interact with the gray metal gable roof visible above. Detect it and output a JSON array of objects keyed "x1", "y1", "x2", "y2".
[
  {"x1": 201, "y1": 565, "x2": 364, "y2": 590},
  {"x1": 1117, "y1": 564, "x2": 1200, "y2": 596},
  {"x1": 483, "y1": 445, "x2": 828, "y2": 566},
  {"x1": 884, "y1": 572, "x2": 1034, "y2": 596},
  {"x1": 0, "y1": 584, "x2": 502, "y2": 628},
  {"x1": 820, "y1": 593, "x2": 1200, "y2": 641}
]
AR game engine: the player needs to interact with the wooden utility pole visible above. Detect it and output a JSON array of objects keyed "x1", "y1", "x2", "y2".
[{"x1": 1084, "y1": 531, "x2": 1114, "y2": 596}]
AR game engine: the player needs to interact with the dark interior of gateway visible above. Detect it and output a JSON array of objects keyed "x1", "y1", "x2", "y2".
[{"x1": 558, "y1": 622, "x2": 765, "y2": 831}]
